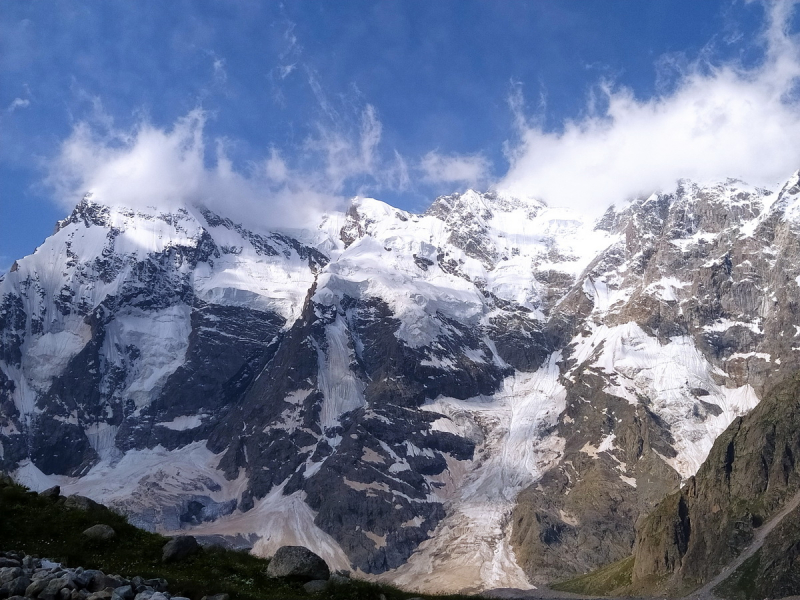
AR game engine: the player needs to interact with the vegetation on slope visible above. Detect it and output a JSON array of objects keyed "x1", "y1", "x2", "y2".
[
  {"x1": 550, "y1": 555, "x2": 633, "y2": 595},
  {"x1": 0, "y1": 476, "x2": 457, "y2": 600}
]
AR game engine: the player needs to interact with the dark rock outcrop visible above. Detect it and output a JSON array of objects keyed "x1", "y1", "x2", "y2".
[
  {"x1": 82, "y1": 524, "x2": 116, "y2": 541},
  {"x1": 632, "y1": 372, "x2": 800, "y2": 595},
  {"x1": 161, "y1": 536, "x2": 199, "y2": 563},
  {"x1": 265, "y1": 546, "x2": 330, "y2": 581}
]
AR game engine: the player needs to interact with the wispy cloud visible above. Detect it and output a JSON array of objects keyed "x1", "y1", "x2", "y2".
[
  {"x1": 420, "y1": 151, "x2": 490, "y2": 188},
  {"x1": 7, "y1": 97, "x2": 29, "y2": 112},
  {"x1": 45, "y1": 100, "x2": 412, "y2": 230},
  {"x1": 278, "y1": 64, "x2": 296, "y2": 79},
  {"x1": 497, "y1": 0, "x2": 800, "y2": 214},
  {"x1": 46, "y1": 109, "x2": 339, "y2": 229},
  {"x1": 212, "y1": 57, "x2": 227, "y2": 84}
]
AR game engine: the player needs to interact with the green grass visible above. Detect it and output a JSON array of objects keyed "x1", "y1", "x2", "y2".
[
  {"x1": 550, "y1": 555, "x2": 634, "y2": 596},
  {"x1": 712, "y1": 549, "x2": 762, "y2": 600},
  {"x1": 0, "y1": 479, "x2": 463, "y2": 600}
]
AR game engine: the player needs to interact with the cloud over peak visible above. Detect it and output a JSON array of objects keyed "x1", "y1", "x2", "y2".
[
  {"x1": 46, "y1": 108, "x2": 350, "y2": 230},
  {"x1": 497, "y1": 0, "x2": 800, "y2": 214}
]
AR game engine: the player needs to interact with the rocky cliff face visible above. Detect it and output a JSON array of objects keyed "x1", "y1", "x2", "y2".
[
  {"x1": 3, "y1": 173, "x2": 800, "y2": 592},
  {"x1": 631, "y1": 372, "x2": 800, "y2": 596}
]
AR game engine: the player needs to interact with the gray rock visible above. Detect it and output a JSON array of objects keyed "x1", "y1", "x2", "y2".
[
  {"x1": 142, "y1": 580, "x2": 167, "y2": 593},
  {"x1": 110, "y1": 587, "x2": 133, "y2": 600},
  {"x1": 86, "y1": 592, "x2": 112, "y2": 600},
  {"x1": 102, "y1": 576, "x2": 126, "y2": 590},
  {"x1": 132, "y1": 592, "x2": 153, "y2": 600},
  {"x1": 21, "y1": 558, "x2": 35, "y2": 571},
  {"x1": 6, "y1": 576, "x2": 30, "y2": 597},
  {"x1": 26, "y1": 576, "x2": 54, "y2": 598},
  {"x1": 77, "y1": 571, "x2": 106, "y2": 593},
  {"x1": 328, "y1": 570, "x2": 351, "y2": 586},
  {"x1": 64, "y1": 496, "x2": 99, "y2": 511},
  {"x1": 40, "y1": 575, "x2": 73, "y2": 600},
  {"x1": 328, "y1": 573, "x2": 350, "y2": 585},
  {"x1": 199, "y1": 595, "x2": 228, "y2": 600},
  {"x1": 161, "y1": 536, "x2": 199, "y2": 563},
  {"x1": 82, "y1": 525, "x2": 116, "y2": 541},
  {"x1": 39, "y1": 486, "x2": 61, "y2": 500},
  {"x1": 170, "y1": 597, "x2": 190, "y2": 600},
  {"x1": 266, "y1": 546, "x2": 330, "y2": 581},
  {"x1": 146, "y1": 594, "x2": 168, "y2": 600},
  {"x1": 0, "y1": 568, "x2": 22, "y2": 584},
  {"x1": 302, "y1": 580, "x2": 328, "y2": 594},
  {"x1": 0, "y1": 561, "x2": 19, "y2": 570}
]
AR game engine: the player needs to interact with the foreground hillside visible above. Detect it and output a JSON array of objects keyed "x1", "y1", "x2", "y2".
[
  {"x1": 4, "y1": 171, "x2": 800, "y2": 590},
  {"x1": 0, "y1": 476, "x2": 427, "y2": 600}
]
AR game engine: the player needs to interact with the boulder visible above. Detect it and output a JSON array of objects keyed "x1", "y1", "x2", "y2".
[
  {"x1": 142, "y1": 580, "x2": 167, "y2": 593},
  {"x1": 102, "y1": 576, "x2": 127, "y2": 590},
  {"x1": 199, "y1": 595, "x2": 228, "y2": 600},
  {"x1": 302, "y1": 580, "x2": 328, "y2": 594},
  {"x1": 266, "y1": 546, "x2": 330, "y2": 581},
  {"x1": 40, "y1": 486, "x2": 61, "y2": 500},
  {"x1": 82, "y1": 525, "x2": 116, "y2": 541},
  {"x1": 0, "y1": 560, "x2": 19, "y2": 569},
  {"x1": 39, "y1": 575, "x2": 74, "y2": 600},
  {"x1": 78, "y1": 571, "x2": 115, "y2": 593},
  {"x1": 0, "y1": 568, "x2": 21, "y2": 584},
  {"x1": 64, "y1": 496, "x2": 99, "y2": 511},
  {"x1": 6, "y1": 576, "x2": 30, "y2": 597},
  {"x1": 111, "y1": 586, "x2": 133, "y2": 600},
  {"x1": 161, "y1": 536, "x2": 199, "y2": 563},
  {"x1": 26, "y1": 577, "x2": 54, "y2": 598},
  {"x1": 328, "y1": 570, "x2": 351, "y2": 585}
]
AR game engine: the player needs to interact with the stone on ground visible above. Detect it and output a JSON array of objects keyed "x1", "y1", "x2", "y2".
[
  {"x1": 266, "y1": 546, "x2": 330, "y2": 581},
  {"x1": 82, "y1": 525, "x2": 116, "y2": 541},
  {"x1": 161, "y1": 536, "x2": 200, "y2": 563}
]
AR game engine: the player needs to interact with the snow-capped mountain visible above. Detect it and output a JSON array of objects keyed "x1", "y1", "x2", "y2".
[{"x1": 3, "y1": 171, "x2": 800, "y2": 592}]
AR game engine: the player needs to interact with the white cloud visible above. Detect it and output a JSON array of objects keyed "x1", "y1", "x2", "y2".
[
  {"x1": 212, "y1": 57, "x2": 227, "y2": 84},
  {"x1": 264, "y1": 148, "x2": 289, "y2": 183},
  {"x1": 497, "y1": 0, "x2": 800, "y2": 215},
  {"x1": 7, "y1": 97, "x2": 29, "y2": 112},
  {"x1": 278, "y1": 64, "x2": 296, "y2": 79},
  {"x1": 420, "y1": 151, "x2": 490, "y2": 188},
  {"x1": 45, "y1": 103, "x2": 409, "y2": 231},
  {"x1": 46, "y1": 109, "x2": 346, "y2": 230},
  {"x1": 304, "y1": 103, "x2": 384, "y2": 191}
]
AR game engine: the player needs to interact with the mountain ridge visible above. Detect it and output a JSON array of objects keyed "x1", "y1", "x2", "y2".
[{"x1": 3, "y1": 172, "x2": 800, "y2": 592}]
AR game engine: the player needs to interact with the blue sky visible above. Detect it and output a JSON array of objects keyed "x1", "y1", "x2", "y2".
[{"x1": 2, "y1": 1, "x2": 799, "y2": 270}]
